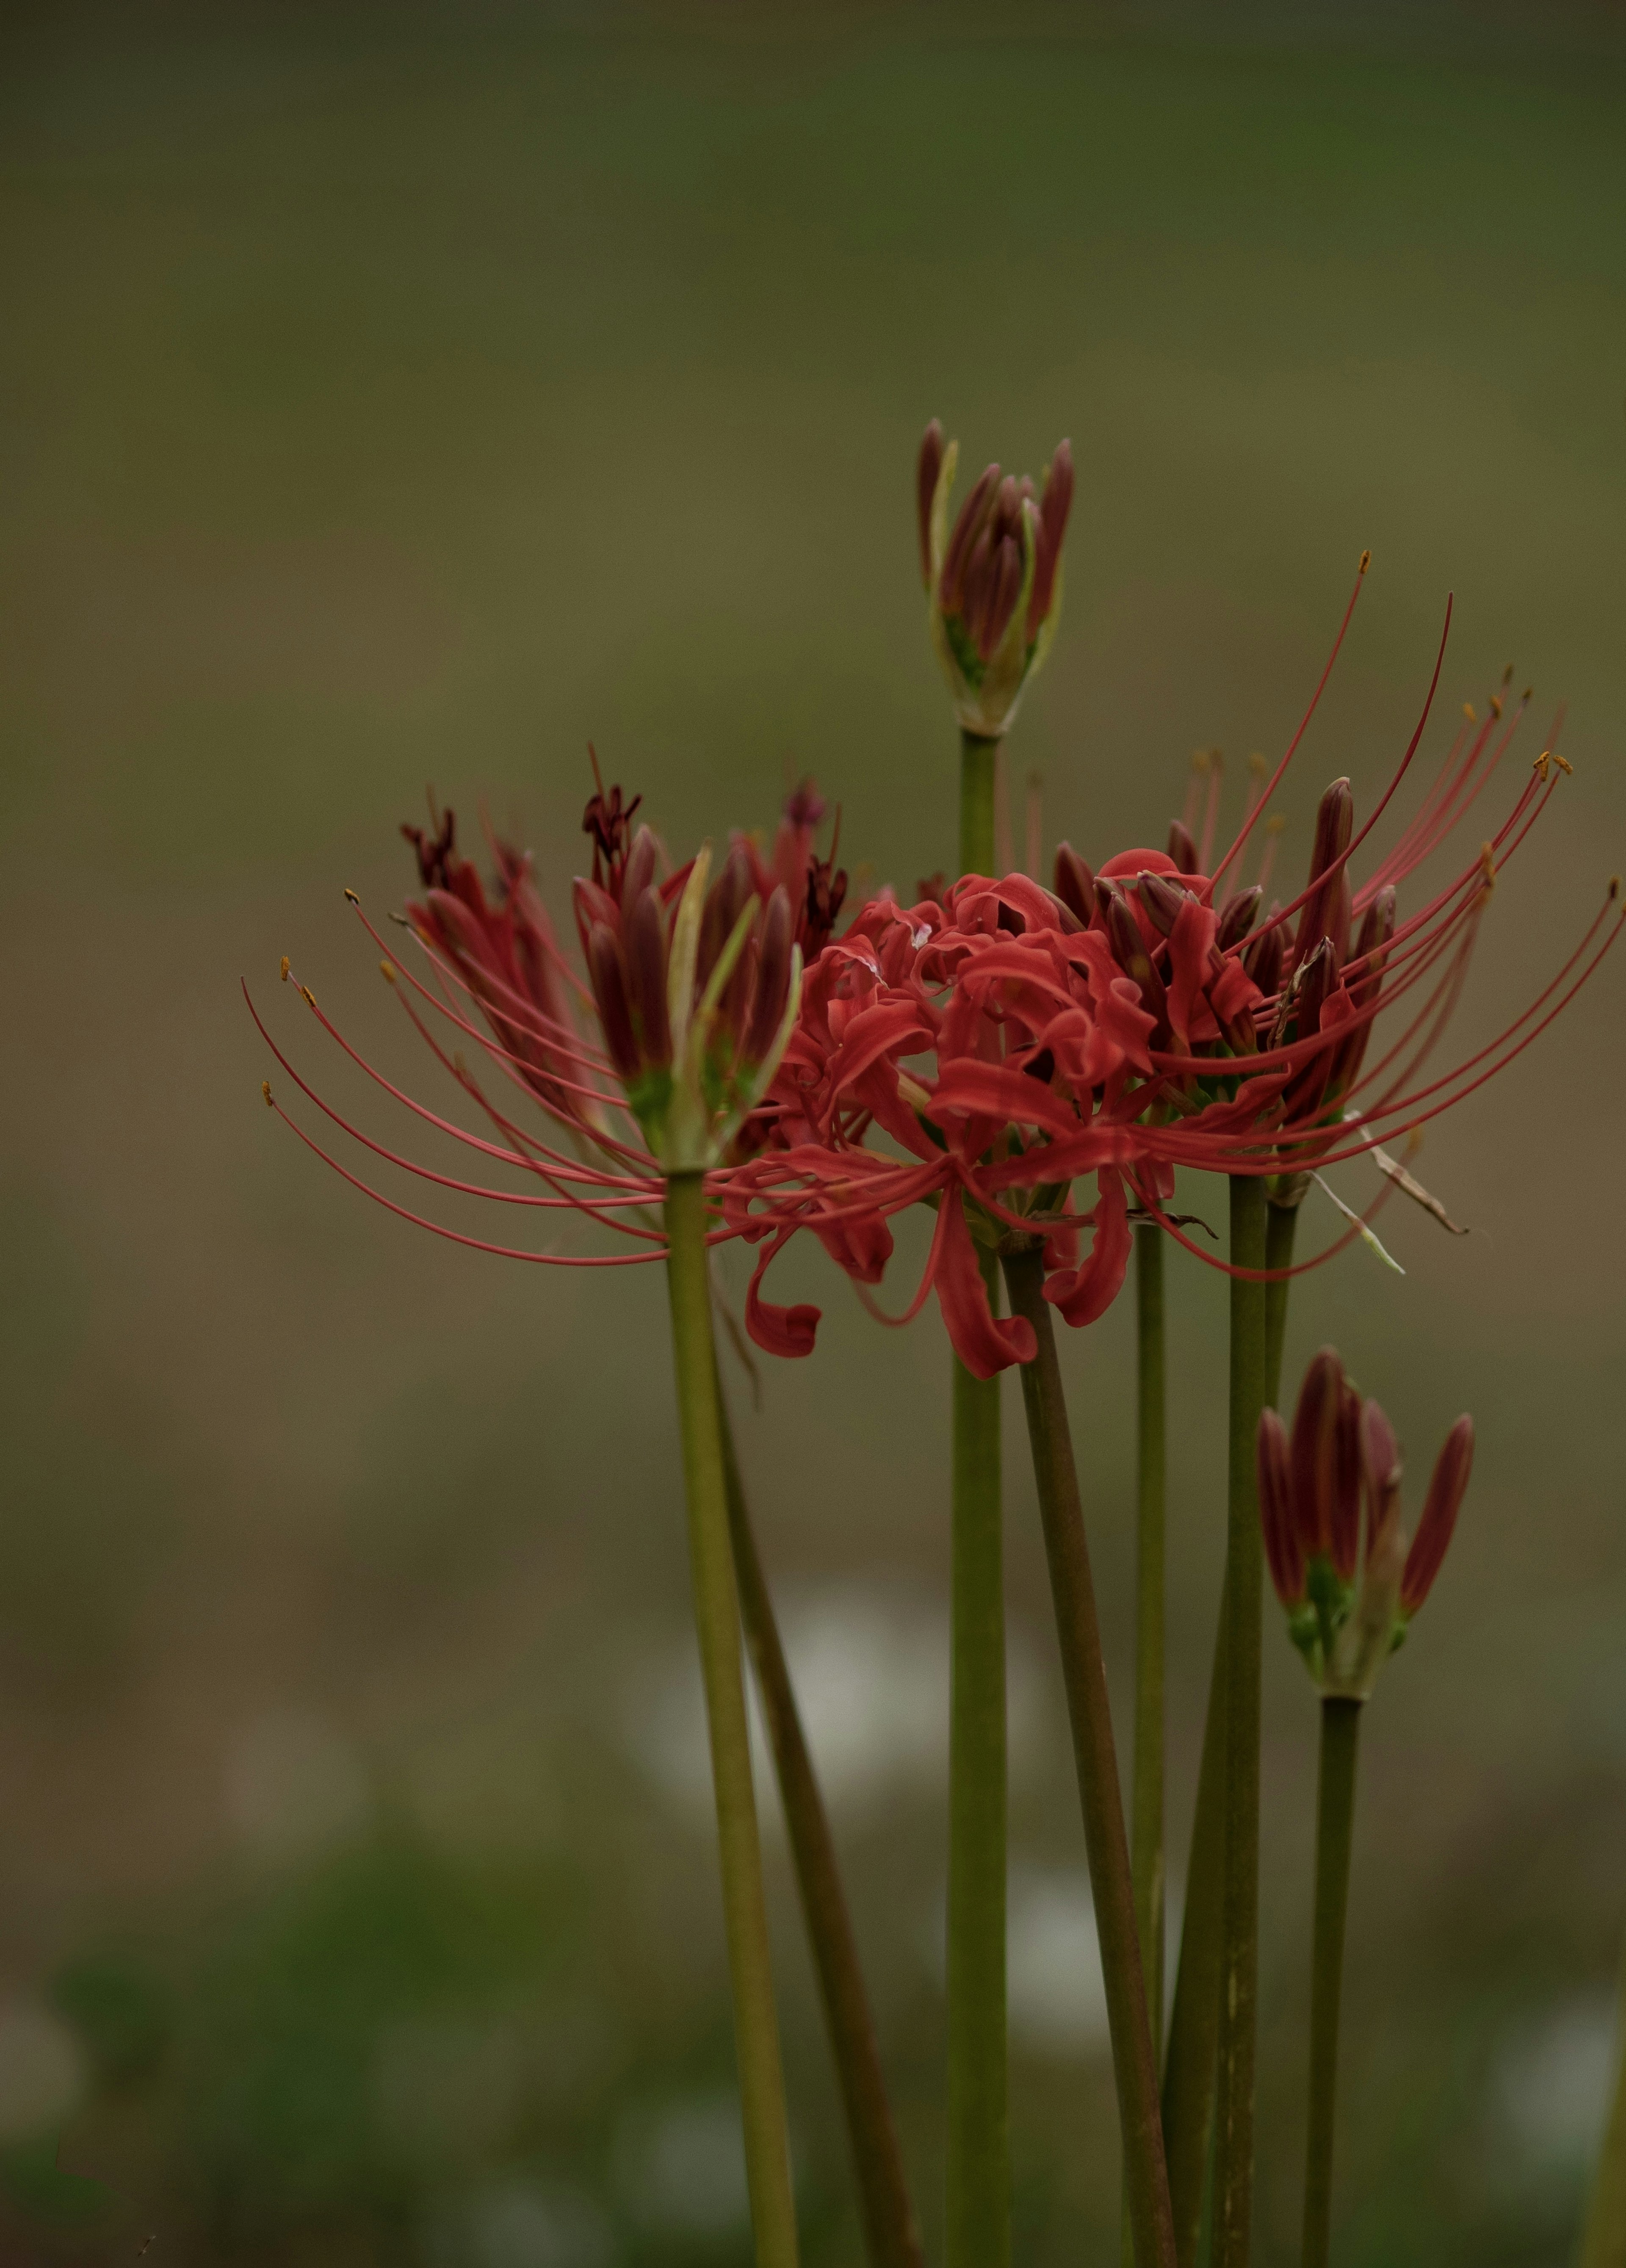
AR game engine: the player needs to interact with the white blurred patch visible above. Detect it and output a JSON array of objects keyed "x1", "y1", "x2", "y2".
[
  {"x1": 1007, "y1": 1866, "x2": 1109, "y2": 2057},
  {"x1": 625, "y1": 1584, "x2": 1044, "y2": 1821},
  {"x1": 224, "y1": 1708, "x2": 371, "y2": 1865},
  {"x1": 1493, "y1": 1994, "x2": 1618, "y2": 2176},
  {"x1": 375, "y1": 2018, "x2": 526, "y2": 2168},
  {"x1": 613, "y1": 2090, "x2": 750, "y2": 2237},
  {"x1": 0, "y1": 2003, "x2": 86, "y2": 2141},
  {"x1": 421, "y1": 2176, "x2": 614, "y2": 2268}
]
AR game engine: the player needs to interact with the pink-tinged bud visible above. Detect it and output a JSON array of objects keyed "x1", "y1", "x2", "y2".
[
  {"x1": 1138, "y1": 870, "x2": 1189, "y2": 939},
  {"x1": 1101, "y1": 881, "x2": 1169, "y2": 1025},
  {"x1": 1167, "y1": 818, "x2": 1200, "y2": 876},
  {"x1": 1295, "y1": 776, "x2": 1355, "y2": 963},
  {"x1": 624, "y1": 888, "x2": 672, "y2": 1069},
  {"x1": 977, "y1": 530, "x2": 1024, "y2": 662},
  {"x1": 1258, "y1": 1407, "x2": 1305, "y2": 1607},
  {"x1": 940, "y1": 462, "x2": 1000, "y2": 611},
  {"x1": 623, "y1": 824, "x2": 659, "y2": 913},
  {"x1": 1360, "y1": 1398, "x2": 1404, "y2": 1552},
  {"x1": 587, "y1": 921, "x2": 640, "y2": 1079},
  {"x1": 1290, "y1": 1347, "x2": 1347, "y2": 1562},
  {"x1": 1027, "y1": 439, "x2": 1072, "y2": 635},
  {"x1": 1243, "y1": 909, "x2": 1284, "y2": 996},
  {"x1": 1401, "y1": 1415, "x2": 1474, "y2": 1614},
  {"x1": 917, "y1": 420, "x2": 945, "y2": 587},
  {"x1": 1054, "y1": 844, "x2": 1096, "y2": 927},
  {"x1": 1331, "y1": 1379, "x2": 1363, "y2": 1580},
  {"x1": 744, "y1": 885, "x2": 794, "y2": 1065},
  {"x1": 1216, "y1": 885, "x2": 1263, "y2": 951},
  {"x1": 1348, "y1": 885, "x2": 1395, "y2": 1006}
]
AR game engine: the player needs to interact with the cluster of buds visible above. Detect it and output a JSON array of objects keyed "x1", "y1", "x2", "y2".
[
  {"x1": 1257, "y1": 1348, "x2": 1474, "y2": 1698},
  {"x1": 916, "y1": 420, "x2": 1073, "y2": 739},
  {"x1": 572, "y1": 802, "x2": 803, "y2": 1173}
]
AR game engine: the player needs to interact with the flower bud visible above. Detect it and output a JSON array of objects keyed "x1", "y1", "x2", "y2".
[
  {"x1": 1258, "y1": 1406, "x2": 1305, "y2": 1607},
  {"x1": 1401, "y1": 1415, "x2": 1474, "y2": 1614},
  {"x1": 921, "y1": 425, "x2": 1072, "y2": 737},
  {"x1": 744, "y1": 886, "x2": 794, "y2": 1066},
  {"x1": 587, "y1": 921, "x2": 640, "y2": 1079},
  {"x1": 1216, "y1": 885, "x2": 1262, "y2": 951},
  {"x1": 1028, "y1": 441, "x2": 1072, "y2": 636},
  {"x1": 1137, "y1": 870, "x2": 1189, "y2": 939},
  {"x1": 1360, "y1": 1398, "x2": 1404, "y2": 1555},
  {"x1": 1289, "y1": 1347, "x2": 1347, "y2": 1564},
  {"x1": 1167, "y1": 818, "x2": 1200, "y2": 876},
  {"x1": 625, "y1": 887, "x2": 673, "y2": 1069},
  {"x1": 1294, "y1": 777, "x2": 1354, "y2": 965},
  {"x1": 916, "y1": 420, "x2": 946, "y2": 588},
  {"x1": 1243, "y1": 908, "x2": 1285, "y2": 996},
  {"x1": 622, "y1": 823, "x2": 659, "y2": 913},
  {"x1": 1054, "y1": 844, "x2": 1097, "y2": 928},
  {"x1": 1101, "y1": 880, "x2": 1168, "y2": 1026}
]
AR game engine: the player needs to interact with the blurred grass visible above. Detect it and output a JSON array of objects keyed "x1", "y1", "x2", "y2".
[{"x1": 1, "y1": 3, "x2": 1626, "y2": 2262}]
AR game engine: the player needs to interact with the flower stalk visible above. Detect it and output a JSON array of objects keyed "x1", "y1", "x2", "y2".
[
  {"x1": 1580, "y1": 1964, "x2": 1626, "y2": 2268},
  {"x1": 1002, "y1": 1242, "x2": 1176, "y2": 2268},
  {"x1": 718, "y1": 1381, "x2": 924, "y2": 2268},
  {"x1": 1301, "y1": 1695, "x2": 1361, "y2": 2268},
  {"x1": 945, "y1": 727, "x2": 1009, "y2": 2268},
  {"x1": 1132, "y1": 1221, "x2": 1168, "y2": 2056},
  {"x1": 1212, "y1": 1172, "x2": 1269, "y2": 2268},
  {"x1": 664, "y1": 1171, "x2": 799, "y2": 2268}
]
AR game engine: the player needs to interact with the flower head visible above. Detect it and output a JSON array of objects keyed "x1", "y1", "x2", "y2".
[
  {"x1": 917, "y1": 419, "x2": 1073, "y2": 739},
  {"x1": 1258, "y1": 1352, "x2": 1474, "y2": 1699}
]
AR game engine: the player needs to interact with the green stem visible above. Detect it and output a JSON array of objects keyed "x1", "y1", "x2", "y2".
[
  {"x1": 1579, "y1": 1949, "x2": 1626, "y2": 2268},
  {"x1": 1161, "y1": 1200, "x2": 1297, "y2": 2267},
  {"x1": 1212, "y1": 1174, "x2": 1269, "y2": 2268},
  {"x1": 1302, "y1": 1697, "x2": 1361, "y2": 2268},
  {"x1": 1133, "y1": 1224, "x2": 1168, "y2": 2051},
  {"x1": 946, "y1": 1241, "x2": 1008, "y2": 2268},
  {"x1": 960, "y1": 729, "x2": 1000, "y2": 876},
  {"x1": 1003, "y1": 1246, "x2": 1176, "y2": 2268},
  {"x1": 719, "y1": 1385, "x2": 925, "y2": 2268},
  {"x1": 944, "y1": 729, "x2": 1009, "y2": 2268},
  {"x1": 664, "y1": 1173, "x2": 799, "y2": 2268}
]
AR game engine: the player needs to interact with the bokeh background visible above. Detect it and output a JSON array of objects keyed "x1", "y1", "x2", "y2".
[{"x1": 3, "y1": 3, "x2": 1626, "y2": 2262}]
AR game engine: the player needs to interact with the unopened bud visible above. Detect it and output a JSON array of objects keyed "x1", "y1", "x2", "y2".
[
  {"x1": 1401, "y1": 1415, "x2": 1474, "y2": 1614},
  {"x1": 588, "y1": 921, "x2": 641, "y2": 1080},
  {"x1": 939, "y1": 462, "x2": 999, "y2": 613},
  {"x1": 1137, "y1": 871, "x2": 1189, "y2": 938},
  {"x1": 1216, "y1": 885, "x2": 1263, "y2": 951},
  {"x1": 1243, "y1": 912, "x2": 1284, "y2": 997},
  {"x1": 1101, "y1": 883, "x2": 1168, "y2": 1026},
  {"x1": 623, "y1": 825, "x2": 659, "y2": 912},
  {"x1": 625, "y1": 887, "x2": 673, "y2": 1069},
  {"x1": 1054, "y1": 844, "x2": 1097, "y2": 927},
  {"x1": 1289, "y1": 1348, "x2": 1347, "y2": 1564},
  {"x1": 1027, "y1": 439, "x2": 1073, "y2": 635},
  {"x1": 1360, "y1": 1398, "x2": 1404, "y2": 1553},
  {"x1": 1167, "y1": 818, "x2": 1200, "y2": 876},
  {"x1": 744, "y1": 886, "x2": 794, "y2": 1064},
  {"x1": 916, "y1": 420, "x2": 945, "y2": 587},
  {"x1": 1308, "y1": 779, "x2": 1354, "y2": 884},
  {"x1": 1257, "y1": 1407, "x2": 1305, "y2": 1608}
]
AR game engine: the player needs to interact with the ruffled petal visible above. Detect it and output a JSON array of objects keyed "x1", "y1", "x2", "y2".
[
  {"x1": 1043, "y1": 1169, "x2": 1132, "y2": 1329},
  {"x1": 935, "y1": 1186, "x2": 1036, "y2": 1378}
]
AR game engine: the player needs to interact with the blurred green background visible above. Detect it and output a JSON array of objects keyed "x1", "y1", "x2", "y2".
[{"x1": 3, "y1": 3, "x2": 1626, "y2": 2261}]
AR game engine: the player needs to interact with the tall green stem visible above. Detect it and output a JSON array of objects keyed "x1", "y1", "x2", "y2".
[
  {"x1": 664, "y1": 1173, "x2": 799, "y2": 2268},
  {"x1": 1161, "y1": 1201, "x2": 1297, "y2": 2267},
  {"x1": 1302, "y1": 1697, "x2": 1361, "y2": 2268},
  {"x1": 719, "y1": 1387, "x2": 925, "y2": 2268},
  {"x1": 1579, "y1": 1952, "x2": 1626, "y2": 2268},
  {"x1": 1132, "y1": 1224, "x2": 1168, "y2": 2050},
  {"x1": 1002, "y1": 1246, "x2": 1176, "y2": 2268},
  {"x1": 1212, "y1": 1174, "x2": 1269, "y2": 2268},
  {"x1": 945, "y1": 728, "x2": 1009, "y2": 2268}
]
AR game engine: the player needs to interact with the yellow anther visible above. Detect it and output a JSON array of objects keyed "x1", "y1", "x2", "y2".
[
  {"x1": 262, "y1": 1080, "x2": 274, "y2": 1107},
  {"x1": 1358, "y1": 548, "x2": 1371, "y2": 574},
  {"x1": 1264, "y1": 813, "x2": 1286, "y2": 836},
  {"x1": 1502, "y1": 663, "x2": 1515, "y2": 686},
  {"x1": 1191, "y1": 748, "x2": 1211, "y2": 776},
  {"x1": 1463, "y1": 702, "x2": 1476, "y2": 721},
  {"x1": 1490, "y1": 696, "x2": 1503, "y2": 720},
  {"x1": 1535, "y1": 751, "x2": 1551, "y2": 781},
  {"x1": 343, "y1": 887, "x2": 359, "y2": 905},
  {"x1": 300, "y1": 984, "x2": 316, "y2": 1008},
  {"x1": 1479, "y1": 843, "x2": 1496, "y2": 889},
  {"x1": 1610, "y1": 876, "x2": 1621, "y2": 901},
  {"x1": 279, "y1": 955, "x2": 290, "y2": 982},
  {"x1": 1554, "y1": 751, "x2": 1573, "y2": 775},
  {"x1": 380, "y1": 960, "x2": 396, "y2": 983},
  {"x1": 1248, "y1": 751, "x2": 1267, "y2": 779},
  {"x1": 1522, "y1": 685, "x2": 1533, "y2": 702}
]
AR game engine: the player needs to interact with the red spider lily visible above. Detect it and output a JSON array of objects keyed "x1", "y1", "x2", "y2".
[
  {"x1": 1258, "y1": 1351, "x2": 1474, "y2": 1696},
  {"x1": 917, "y1": 419, "x2": 1073, "y2": 738}
]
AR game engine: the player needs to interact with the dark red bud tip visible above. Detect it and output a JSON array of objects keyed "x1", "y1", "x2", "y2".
[
  {"x1": 1258, "y1": 1407, "x2": 1305, "y2": 1608},
  {"x1": 587, "y1": 922, "x2": 640, "y2": 1080},
  {"x1": 917, "y1": 420, "x2": 946, "y2": 587},
  {"x1": 1138, "y1": 870, "x2": 1189, "y2": 938},
  {"x1": 1054, "y1": 844, "x2": 1096, "y2": 927},
  {"x1": 744, "y1": 886, "x2": 794, "y2": 1064},
  {"x1": 1167, "y1": 819, "x2": 1200, "y2": 876},
  {"x1": 1402, "y1": 1415, "x2": 1474, "y2": 1614},
  {"x1": 939, "y1": 462, "x2": 1000, "y2": 613},
  {"x1": 976, "y1": 531, "x2": 1023, "y2": 662},
  {"x1": 624, "y1": 825, "x2": 659, "y2": 912},
  {"x1": 1333, "y1": 1380, "x2": 1363, "y2": 1579},
  {"x1": 1360, "y1": 1398, "x2": 1404, "y2": 1553},
  {"x1": 1244, "y1": 906, "x2": 1285, "y2": 996},
  {"x1": 1216, "y1": 884, "x2": 1263, "y2": 951},
  {"x1": 1290, "y1": 1347, "x2": 1348, "y2": 1564},
  {"x1": 625, "y1": 888, "x2": 672, "y2": 1069}
]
